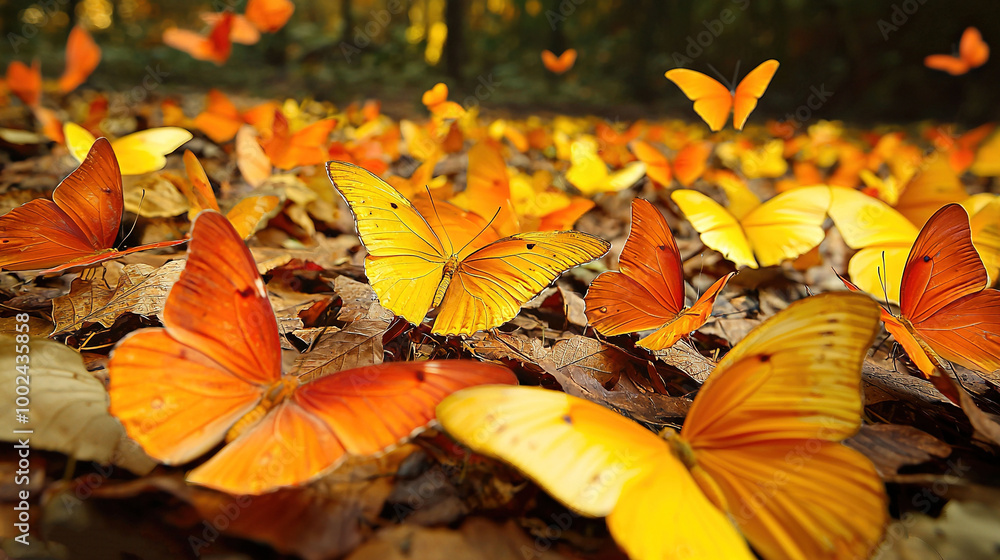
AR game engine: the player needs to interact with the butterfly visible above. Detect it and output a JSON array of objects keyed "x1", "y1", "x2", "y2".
[
  {"x1": 671, "y1": 184, "x2": 830, "y2": 269},
  {"x1": 438, "y1": 292, "x2": 887, "y2": 560},
  {"x1": 260, "y1": 111, "x2": 337, "y2": 170},
  {"x1": 178, "y1": 150, "x2": 280, "y2": 238},
  {"x1": 840, "y1": 203, "x2": 1000, "y2": 384},
  {"x1": 861, "y1": 158, "x2": 967, "y2": 228},
  {"x1": 421, "y1": 83, "x2": 465, "y2": 119},
  {"x1": 629, "y1": 140, "x2": 713, "y2": 188},
  {"x1": 202, "y1": 0, "x2": 294, "y2": 40},
  {"x1": 327, "y1": 161, "x2": 610, "y2": 336},
  {"x1": 665, "y1": 60, "x2": 779, "y2": 131},
  {"x1": 64, "y1": 122, "x2": 192, "y2": 176},
  {"x1": 925, "y1": 27, "x2": 989, "y2": 75},
  {"x1": 193, "y1": 89, "x2": 278, "y2": 144},
  {"x1": 58, "y1": 25, "x2": 101, "y2": 94},
  {"x1": 5, "y1": 59, "x2": 41, "y2": 107},
  {"x1": 449, "y1": 141, "x2": 521, "y2": 236},
  {"x1": 541, "y1": 49, "x2": 577, "y2": 74},
  {"x1": 108, "y1": 209, "x2": 517, "y2": 495},
  {"x1": 585, "y1": 199, "x2": 734, "y2": 350},
  {"x1": 163, "y1": 11, "x2": 235, "y2": 65},
  {"x1": 0, "y1": 138, "x2": 186, "y2": 274}
]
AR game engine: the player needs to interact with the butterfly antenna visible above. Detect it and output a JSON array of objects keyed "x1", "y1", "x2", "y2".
[
  {"x1": 706, "y1": 63, "x2": 734, "y2": 90},
  {"x1": 424, "y1": 186, "x2": 457, "y2": 254},
  {"x1": 731, "y1": 60, "x2": 742, "y2": 92},
  {"x1": 456, "y1": 206, "x2": 503, "y2": 257},
  {"x1": 878, "y1": 251, "x2": 891, "y2": 306},
  {"x1": 121, "y1": 190, "x2": 146, "y2": 248}
]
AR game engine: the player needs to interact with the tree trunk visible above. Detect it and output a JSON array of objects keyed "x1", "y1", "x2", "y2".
[{"x1": 444, "y1": 0, "x2": 465, "y2": 80}]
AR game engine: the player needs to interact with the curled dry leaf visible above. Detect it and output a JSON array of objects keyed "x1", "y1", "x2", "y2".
[
  {"x1": 845, "y1": 424, "x2": 952, "y2": 477},
  {"x1": 124, "y1": 173, "x2": 192, "y2": 218},
  {"x1": 333, "y1": 276, "x2": 393, "y2": 322},
  {"x1": 51, "y1": 261, "x2": 185, "y2": 335},
  {"x1": 0, "y1": 336, "x2": 155, "y2": 473}
]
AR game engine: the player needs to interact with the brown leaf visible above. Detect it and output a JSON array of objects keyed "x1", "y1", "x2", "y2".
[
  {"x1": 845, "y1": 424, "x2": 951, "y2": 477},
  {"x1": 345, "y1": 517, "x2": 579, "y2": 560},
  {"x1": 653, "y1": 340, "x2": 715, "y2": 383},
  {"x1": 291, "y1": 318, "x2": 391, "y2": 383},
  {"x1": 545, "y1": 335, "x2": 631, "y2": 387},
  {"x1": 51, "y1": 261, "x2": 184, "y2": 335},
  {"x1": 333, "y1": 276, "x2": 394, "y2": 322}
]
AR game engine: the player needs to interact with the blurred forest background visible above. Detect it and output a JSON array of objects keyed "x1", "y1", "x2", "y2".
[{"x1": 1, "y1": 0, "x2": 998, "y2": 124}]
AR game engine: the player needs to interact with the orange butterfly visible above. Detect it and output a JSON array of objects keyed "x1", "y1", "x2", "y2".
[
  {"x1": 841, "y1": 204, "x2": 1000, "y2": 384},
  {"x1": 260, "y1": 110, "x2": 337, "y2": 169},
  {"x1": 163, "y1": 11, "x2": 235, "y2": 65},
  {"x1": 541, "y1": 49, "x2": 577, "y2": 74},
  {"x1": 5, "y1": 59, "x2": 41, "y2": 107},
  {"x1": 244, "y1": 0, "x2": 295, "y2": 32},
  {"x1": 108, "y1": 210, "x2": 516, "y2": 495},
  {"x1": 586, "y1": 199, "x2": 734, "y2": 350},
  {"x1": 925, "y1": 27, "x2": 989, "y2": 75},
  {"x1": 0, "y1": 138, "x2": 186, "y2": 274},
  {"x1": 421, "y1": 83, "x2": 465, "y2": 119},
  {"x1": 665, "y1": 60, "x2": 779, "y2": 131},
  {"x1": 58, "y1": 25, "x2": 101, "y2": 93},
  {"x1": 629, "y1": 140, "x2": 712, "y2": 187}
]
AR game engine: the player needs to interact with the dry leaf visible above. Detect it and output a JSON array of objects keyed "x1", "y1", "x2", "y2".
[
  {"x1": 0, "y1": 336, "x2": 155, "y2": 473},
  {"x1": 123, "y1": 173, "x2": 190, "y2": 218},
  {"x1": 291, "y1": 318, "x2": 391, "y2": 383},
  {"x1": 846, "y1": 424, "x2": 951, "y2": 477},
  {"x1": 51, "y1": 261, "x2": 184, "y2": 335}
]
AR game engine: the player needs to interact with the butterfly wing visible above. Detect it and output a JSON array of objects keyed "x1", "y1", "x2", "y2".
[
  {"x1": 960, "y1": 26, "x2": 989, "y2": 68},
  {"x1": 108, "y1": 211, "x2": 282, "y2": 463},
  {"x1": 923, "y1": 54, "x2": 970, "y2": 75},
  {"x1": 629, "y1": 140, "x2": 672, "y2": 186},
  {"x1": 436, "y1": 385, "x2": 753, "y2": 559},
  {"x1": 586, "y1": 199, "x2": 686, "y2": 336},
  {"x1": 245, "y1": 0, "x2": 295, "y2": 32},
  {"x1": 226, "y1": 195, "x2": 281, "y2": 239},
  {"x1": 433, "y1": 231, "x2": 610, "y2": 335},
  {"x1": 740, "y1": 185, "x2": 830, "y2": 267},
  {"x1": 732, "y1": 59, "x2": 779, "y2": 130},
  {"x1": 0, "y1": 138, "x2": 121, "y2": 270},
  {"x1": 671, "y1": 189, "x2": 756, "y2": 268},
  {"x1": 328, "y1": 161, "x2": 448, "y2": 325},
  {"x1": 664, "y1": 69, "x2": 733, "y2": 132},
  {"x1": 634, "y1": 272, "x2": 734, "y2": 351},
  {"x1": 672, "y1": 141, "x2": 711, "y2": 187},
  {"x1": 181, "y1": 150, "x2": 222, "y2": 218},
  {"x1": 681, "y1": 292, "x2": 887, "y2": 560},
  {"x1": 188, "y1": 361, "x2": 515, "y2": 495},
  {"x1": 58, "y1": 25, "x2": 101, "y2": 93},
  {"x1": 5, "y1": 60, "x2": 41, "y2": 107},
  {"x1": 451, "y1": 141, "x2": 519, "y2": 236},
  {"x1": 901, "y1": 204, "x2": 1000, "y2": 376},
  {"x1": 111, "y1": 128, "x2": 194, "y2": 175}
]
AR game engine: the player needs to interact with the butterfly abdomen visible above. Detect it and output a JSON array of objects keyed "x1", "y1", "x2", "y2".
[
  {"x1": 225, "y1": 376, "x2": 299, "y2": 443},
  {"x1": 433, "y1": 256, "x2": 460, "y2": 308}
]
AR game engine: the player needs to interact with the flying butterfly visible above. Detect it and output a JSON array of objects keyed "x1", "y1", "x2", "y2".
[{"x1": 665, "y1": 59, "x2": 779, "y2": 131}]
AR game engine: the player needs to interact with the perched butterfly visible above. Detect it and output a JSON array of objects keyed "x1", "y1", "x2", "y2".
[
  {"x1": 261, "y1": 111, "x2": 337, "y2": 170},
  {"x1": 5, "y1": 59, "x2": 41, "y2": 107},
  {"x1": 629, "y1": 140, "x2": 713, "y2": 188},
  {"x1": 665, "y1": 60, "x2": 779, "y2": 131},
  {"x1": 108, "y1": 210, "x2": 517, "y2": 495},
  {"x1": 327, "y1": 162, "x2": 610, "y2": 335},
  {"x1": 0, "y1": 138, "x2": 186, "y2": 273},
  {"x1": 178, "y1": 150, "x2": 279, "y2": 238},
  {"x1": 163, "y1": 11, "x2": 235, "y2": 65},
  {"x1": 840, "y1": 204, "x2": 1000, "y2": 383},
  {"x1": 64, "y1": 122, "x2": 192, "y2": 175},
  {"x1": 439, "y1": 292, "x2": 887, "y2": 560},
  {"x1": 541, "y1": 49, "x2": 577, "y2": 74},
  {"x1": 671, "y1": 184, "x2": 830, "y2": 269},
  {"x1": 585, "y1": 199, "x2": 734, "y2": 350},
  {"x1": 58, "y1": 25, "x2": 101, "y2": 94},
  {"x1": 925, "y1": 26, "x2": 989, "y2": 75}
]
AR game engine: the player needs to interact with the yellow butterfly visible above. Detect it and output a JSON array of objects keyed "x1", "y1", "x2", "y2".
[
  {"x1": 671, "y1": 183, "x2": 830, "y2": 268},
  {"x1": 438, "y1": 292, "x2": 887, "y2": 560},
  {"x1": 327, "y1": 161, "x2": 610, "y2": 335},
  {"x1": 64, "y1": 122, "x2": 193, "y2": 175},
  {"x1": 565, "y1": 137, "x2": 647, "y2": 196}
]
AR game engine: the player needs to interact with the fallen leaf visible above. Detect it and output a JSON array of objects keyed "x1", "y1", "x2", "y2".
[
  {"x1": 291, "y1": 318, "x2": 391, "y2": 383},
  {"x1": 846, "y1": 424, "x2": 951, "y2": 477},
  {"x1": 51, "y1": 261, "x2": 184, "y2": 335},
  {"x1": 0, "y1": 336, "x2": 155, "y2": 473}
]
